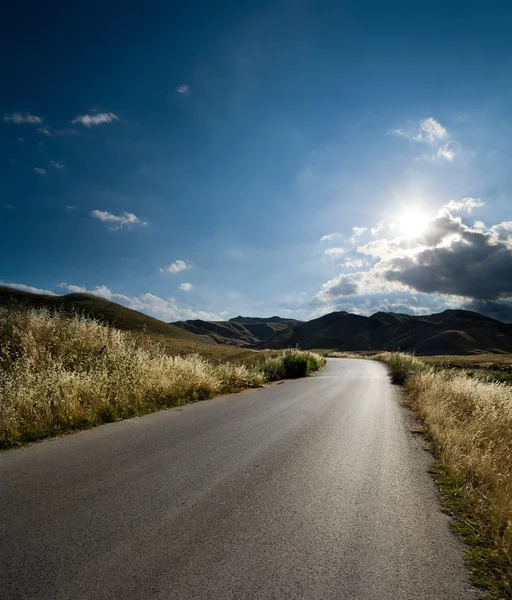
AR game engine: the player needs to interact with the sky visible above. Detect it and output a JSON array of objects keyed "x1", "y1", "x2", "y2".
[{"x1": 2, "y1": 0, "x2": 512, "y2": 322}]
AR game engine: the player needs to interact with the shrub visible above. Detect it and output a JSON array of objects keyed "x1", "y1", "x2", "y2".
[
  {"x1": 375, "y1": 351, "x2": 429, "y2": 384},
  {"x1": 259, "y1": 349, "x2": 325, "y2": 381}
]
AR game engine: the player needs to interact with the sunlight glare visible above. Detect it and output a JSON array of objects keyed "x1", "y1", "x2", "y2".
[{"x1": 396, "y1": 208, "x2": 429, "y2": 239}]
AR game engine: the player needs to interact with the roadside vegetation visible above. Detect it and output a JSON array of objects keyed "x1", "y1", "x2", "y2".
[
  {"x1": 325, "y1": 351, "x2": 364, "y2": 359},
  {"x1": 376, "y1": 352, "x2": 512, "y2": 598},
  {"x1": 0, "y1": 307, "x2": 325, "y2": 448}
]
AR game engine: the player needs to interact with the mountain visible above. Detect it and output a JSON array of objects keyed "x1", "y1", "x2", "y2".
[
  {"x1": 265, "y1": 309, "x2": 512, "y2": 355},
  {"x1": 229, "y1": 316, "x2": 302, "y2": 324},
  {"x1": 172, "y1": 318, "x2": 301, "y2": 347},
  {"x1": 1, "y1": 286, "x2": 510, "y2": 355}
]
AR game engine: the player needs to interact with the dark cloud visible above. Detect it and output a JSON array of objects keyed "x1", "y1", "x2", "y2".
[
  {"x1": 384, "y1": 217, "x2": 512, "y2": 301},
  {"x1": 463, "y1": 300, "x2": 512, "y2": 323}
]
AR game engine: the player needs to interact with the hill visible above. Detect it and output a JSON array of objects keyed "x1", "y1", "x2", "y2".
[
  {"x1": 1, "y1": 286, "x2": 511, "y2": 355},
  {"x1": 229, "y1": 315, "x2": 302, "y2": 324},
  {"x1": 173, "y1": 318, "x2": 300, "y2": 347},
  {"x1": 265, "y1": 308, "x2": 512, "y2": 355},
  {"x1": 0, "y1": 286, "x2": 242, "y2": 358}
]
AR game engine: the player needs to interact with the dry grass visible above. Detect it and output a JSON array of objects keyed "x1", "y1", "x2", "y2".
[
  {"x1": 0, "y1": 307, "x2": 324, "y2": 448},
  {"x1": 377, "y1": 352, "x2": 512, "y2": 595},
  {"x1": 326, "y1": 351, "x2": 365, "y2": 359}
]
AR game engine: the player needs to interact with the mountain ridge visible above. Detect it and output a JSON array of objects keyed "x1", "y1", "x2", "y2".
[{"x1": 0, "y1": 286, "x2": 510, "y2": 355}]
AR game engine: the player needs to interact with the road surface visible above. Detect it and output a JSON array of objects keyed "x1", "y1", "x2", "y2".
[{"x1": 0, "y1": 358, "x2": 475, "y2": 599}]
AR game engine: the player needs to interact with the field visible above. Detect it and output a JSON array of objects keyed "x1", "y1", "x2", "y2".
[
  {"x1": 0, "y1": 306, "x2": 325, "y2": 448},
  {"x1": 422, "y1": 354, "x2": 512, "y2": 385}
]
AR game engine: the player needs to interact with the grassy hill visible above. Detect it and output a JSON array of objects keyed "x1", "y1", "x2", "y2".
[{"x1": 0, "y1": 286, "x2": 242, "y2": 359}]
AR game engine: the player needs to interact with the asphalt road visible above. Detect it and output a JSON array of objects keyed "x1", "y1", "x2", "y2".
[{"x1": 1, "y1": 358, "x2": 475, "y2": 600}]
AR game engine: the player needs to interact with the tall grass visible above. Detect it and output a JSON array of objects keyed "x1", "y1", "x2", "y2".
[
  {"x1": 0, "y1": 308, "x2": 324, "y2": 448},
  {"x1": 377, "y1": 352, "x2": 512, "y2": 593}
]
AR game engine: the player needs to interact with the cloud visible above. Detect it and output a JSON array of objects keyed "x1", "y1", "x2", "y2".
[
  {"x1": 343, "y1": 259, "x2": 364, "y2": 269},
  {"x1": 320, "y1": 233, "x2": 342, "y2": 242},
  {"x1": 50, "y1": 160, "x2": 65, "y2": 170},
  {"x1": 391, "y1": 117, "x2": 447, "y2": 144},
  {"x1": 176, "y1": 84, "x2": 190, "y2": 95},
  {"x1": 391, "y1": 117, "x2": 456, "y2": 161},
  {"x1": 33, "y1": 167, "x2": 46, "y2": 175},
  {"x1": 317, "y1": 273, "x2": 360, "y2": 300},
  {"x1": 324, "y1": 247, "x2": 344, "y2": 256},
  {"x1": 59, "y1": 283, "x2": 220, "y2": 321},
  {"x1": 179, "y1": 283, "x2": 192, "y2": 291},
  {"x1": 415, "y1": 117, "x2": 447, "y2": 143},
  {"x1": 160, "y1": 259, "x2": 188, "y2": 274},
  {"x1": 349, "y1": 226, "x2": 367, "y2": 243},
  {"x1": 72, "y1": 112, "x2": 119, "y2": 127},
  {"x1": 37, "y1": 127, "x2": 52, "y2": 137},
  {"x1": 65, "y1": 205, "x2": 77, "y2": 210},
  {"x1": 90, "y1": 210, "x2": 147, "y2": 230},
  {"x1": 317, "y1": 198, "x2": 512, "y2": 315},
  {"x1": 4, "y1": 112, "x2": 43, "y2": 125},
  {"x1": 434, "y1": 144, "x2": 455, "y2": 161},
  {"x1": 0, "y1": 281, "x2": 56, "y2": 295},
  {"x1": 440, "y1": 197, "x2": 484, "y2": 214}
]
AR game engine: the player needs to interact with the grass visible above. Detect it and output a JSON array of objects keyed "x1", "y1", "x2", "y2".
[
  {"x1": 377, "y1": 352, "x2": 512, "y2": 598},
  {"x1": 325, "y1": 351, "x2": 365, "y2": 359},
  {"x1": 0, "y1": 307, "x2": 325, "y2": 448},
  {"x1": 422, "y1": 354, "x2": 512, "y2": 385}
]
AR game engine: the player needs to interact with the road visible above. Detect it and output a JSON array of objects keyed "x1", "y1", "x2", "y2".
[{"x1": 0, "y1": 358, "x2": 475, "y2": 600}]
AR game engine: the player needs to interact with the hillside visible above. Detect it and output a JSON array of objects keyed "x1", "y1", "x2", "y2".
[
  {"x1": 266, "y1": 308, "x2": 512, "y2": 355},
  {"x1": 0, "y1": 286, "x2": 241, "y2": 358},
  {"x1": 173, "y1": 318, "x2": 300, "y2": 348},
  {"x1": 1, "y1": 286, "x2": 511, "y2": 355}
]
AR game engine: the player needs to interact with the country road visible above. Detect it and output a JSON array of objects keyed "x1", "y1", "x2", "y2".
[{"x1": 0, "y1": 358, "x2": 475, "y2": 600}]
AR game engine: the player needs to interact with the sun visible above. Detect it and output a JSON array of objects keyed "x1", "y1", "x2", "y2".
[{"x1": 396, "y1": 208, "x2": 429, "y2": 239}]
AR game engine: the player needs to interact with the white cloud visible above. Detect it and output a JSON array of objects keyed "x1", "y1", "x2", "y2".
[
  {"x1": 352, "y1": 226, "x2": 367, "y2": 237},
  {"x1": 72, "y1": 112, "x2": 119, "y2": 127},
  {"x1": 37, "y1": 127, "x2": 52, "y2": 137},
  {"x1": 343, "y1": 259, "x2": 364, "y2": 269},
  {"x1": 90, "y1": 210, "x2": 147, "y2": 230},
  {"x1": 18, "y1": 137, "x2": 25, "y2": 143},
  {"x1": 50, "y1": 160, "x2": 65, "y2": 170},
  {"x1": 434, "y1": 144, "x2": 455, "y2": 161},
  {"x1": 4, "y1": 112, "x2": 43, "y2": 125},
  {"x1": 59, "y1": 283, "x2": 220, "y2": 321},
  {"x1": 320, "y1": 232, "x2": 342, "y2": 242},
  {"x1": 390, "y1": 118, "x2": 455, "y2": 160},
  {"x1": 415, "y1": 117, "x2": 447, "y2": 143},
  {"x1": 349, "y1": 226, "x2": 368, "y2": 243},
  {"x1": 65, "y1": 205, "x2": 77, "y2": 210},
  {"x1": 33, "y1": 167, "x2": 46, "y2": 175},
  {"x1": 441, "y1": 197, "x2": 484, "y2": 214},
  {"x1": 324, "y1": 247, "x2": 345, "y2": 256},
  {"x1": 176, "y1": 84, "x2": 190, "y2": 95},
  {"x1": 0, "y1": 281, "x2": 56, "y2": 295},
  {"x1": 160, "y1": 259, "x2": 188, "y2": 274},
  {"x1": 392, "y1": 117, "x2": 447, "y2": 143},
  {"x1": 179, "y1": 283, "x2": 192, "y2": 291}
]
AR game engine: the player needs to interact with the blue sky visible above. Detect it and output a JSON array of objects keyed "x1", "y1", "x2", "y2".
[{"x1": 2, "y1": 0, "x2": 512, "y2": 322}]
